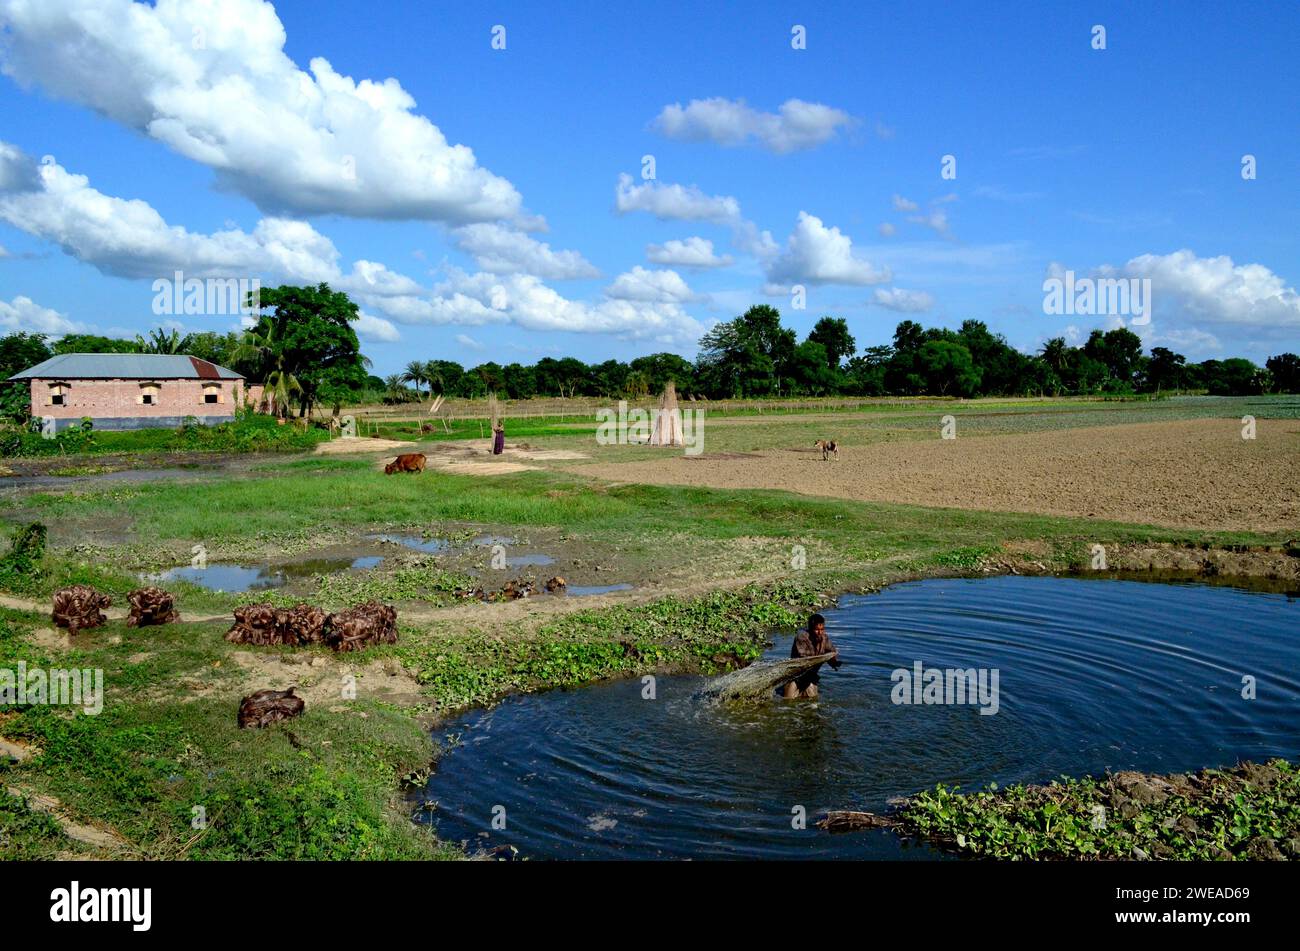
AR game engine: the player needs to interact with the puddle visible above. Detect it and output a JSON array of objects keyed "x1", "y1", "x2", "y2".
[
  {"x1": 564, "y1": 583, "x2": 633, "y2": 596},
  {"x1": 367, "y1": 533, "x2": 450, "y2": 553},
  {"x1": 148, "y1": 555, "x2": 379, "y2": 592},
  {"x1": 505, "y1": 553, "x2": 555, "y2": 567}
]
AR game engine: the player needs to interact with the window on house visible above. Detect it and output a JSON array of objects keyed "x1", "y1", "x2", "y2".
[
  {"x1": 204, "y1": 385, "x2": 221, "y2": 404},
  {"x1": 140, "y1": 383, "x2": 160, "y2": 406},
  {"x1": 49, "y1": 384, "x2": 66, "y2": 406}
]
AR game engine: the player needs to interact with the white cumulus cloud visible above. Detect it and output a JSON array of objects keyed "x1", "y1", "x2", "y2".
[
  {"x1": 353, "y1": 311, "x2": 400, "y2": 343},
  {"x1": 872, "y1": 287, "x2": 934, "y2": 312},
  {"x1": 605, "y1": 266, "x2": 693, "y2": 303},
  {"x1": 766, "y1": 212, "x2": 891, "y2": 287},
  {"x1": 365, "y1": 267, "x2": 705, "y2": 346},
  {"x1": 614, "y1": 173, "x2": 740, "y2": 222},
  {"x1": 0, "y1": 294, "x2": 85, "y2": 334},
  {"x1": 653, "y1": 97, "x2": 854, "y2": 153},
  {"x1": 1105, "y1": 249, "x2": 1300, "y2": 328},
  {"x1": 452, "y1": 223, "x2": 599, "y2": 280},
  {"x1": 646, "y1": 236, "x2": 732, "y2": 269},
  {"x1": 0, "y1": 143, "x2": 426, "y2": 299},
  {"x1": 0, "y1": 0, "x2": 526, "y2": 223}
]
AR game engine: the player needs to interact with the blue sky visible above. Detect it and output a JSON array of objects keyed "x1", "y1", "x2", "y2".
[{"x1": 1, "y1": 0, "x2": 1297, "y2": 375}]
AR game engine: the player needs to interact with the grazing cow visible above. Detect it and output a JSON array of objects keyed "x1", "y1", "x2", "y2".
[
  {"x1": 384, "y1": 453, "x2": 427, "y2": 475},
  {"x1": 814, "y1": 439, "x2": 839, "y2": 461}
]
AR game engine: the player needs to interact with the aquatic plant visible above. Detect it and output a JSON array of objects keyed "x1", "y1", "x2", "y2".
[{"x1": 894, "y1": 759, "x2": 1300, "y2": 860}]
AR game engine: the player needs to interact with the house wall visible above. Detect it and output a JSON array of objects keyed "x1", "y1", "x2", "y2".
[{"x1": 28, "y1": 378, "x2": 249, "y2": 431}]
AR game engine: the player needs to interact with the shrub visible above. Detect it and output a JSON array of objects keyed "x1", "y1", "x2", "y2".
[{"x1": 0, "y1": 522, "x2": 47, "y2": 594}]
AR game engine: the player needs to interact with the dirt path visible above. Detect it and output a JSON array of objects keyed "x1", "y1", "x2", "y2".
[{"x1": 572, "y1": 418, "x2": 1299, "y2": 533}]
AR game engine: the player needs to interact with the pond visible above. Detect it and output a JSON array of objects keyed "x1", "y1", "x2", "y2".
[{"x1": 418, "y1": 576, "x2": 1300, "y2": 859}]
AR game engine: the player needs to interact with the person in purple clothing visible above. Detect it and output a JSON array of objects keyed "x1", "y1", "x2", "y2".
[{"x1": 492, "y1": 423, "x2": 505, "y2": 455}]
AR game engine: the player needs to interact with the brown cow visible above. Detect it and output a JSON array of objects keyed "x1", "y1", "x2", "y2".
[{"x1": 384, "y1": 452, "x2": 427, "y2": 475}]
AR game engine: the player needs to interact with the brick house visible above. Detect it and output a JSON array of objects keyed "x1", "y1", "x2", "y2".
[{"x1": 9, "y1": 353, "x2": 261, "y2": 432}]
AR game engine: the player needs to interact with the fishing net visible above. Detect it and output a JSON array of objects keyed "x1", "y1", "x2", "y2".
[
  {"x1": 126, "y1": 586, "x2": 180, "y2": 627},
  {"x1": 238, "y1": 688, "x2": 305, "y2": 729},
  {"x1": 51, "y1": 584, "x2": 111, "y2": 634}
]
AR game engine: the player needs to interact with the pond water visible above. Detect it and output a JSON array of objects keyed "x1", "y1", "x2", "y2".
[
  {"x1": 419, "y1": 576, "x2": 1300, "y2": 860},
  {"x1": 564, "y1": 582, "x2": 634, "y2": 596},
  {"x1": 367, "y1": 533, "x2": 450, "y2": 553},
  {"x1": 148, "y1": 555, "x2": 380, "y2": 592}
]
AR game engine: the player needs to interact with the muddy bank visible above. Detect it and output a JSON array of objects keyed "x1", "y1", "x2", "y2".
[
  {"x1": 823, "y1": 759, "x2": 1300, "y2": 861},
  {"x1": 986, "y1": 540, "x2": 1300, "y2": 594}
]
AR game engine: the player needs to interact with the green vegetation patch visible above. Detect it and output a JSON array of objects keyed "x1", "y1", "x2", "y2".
[
  {"x1": 894, "y1": 759, "x2": 1300, "y2": 860},
  {"x1": 400, "y1": 578, "x2": 825, "y2": 710}
]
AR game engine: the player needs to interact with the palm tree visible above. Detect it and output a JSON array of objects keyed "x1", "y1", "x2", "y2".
[
  {"x1": 230, "y1": 321, "x2": 301, "y2": 419},
  {"x1": 423, "y1": 360, "x2": 446, "y2": 398},
  {"x1": 1039, "y1": 337, "x2": 1070, "y2": 375},
  {"x1": 402, "y1": 361, "x2": 427, "y2": 399},
  {"x1": 384, "y1": 374, "x2": 407, "y2": 403},
  {"x1": 136, "y1": 327, "x2": 186, "y2": 354}
]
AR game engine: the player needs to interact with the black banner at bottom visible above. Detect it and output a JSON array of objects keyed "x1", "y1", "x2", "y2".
[{"x1": 1, "y1": 859, "x2": 1289, "y2": 938}]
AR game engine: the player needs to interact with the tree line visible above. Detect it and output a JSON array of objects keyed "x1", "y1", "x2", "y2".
[{"x1": 3, "y1": 291, "x2": 1298, "y2": 422}]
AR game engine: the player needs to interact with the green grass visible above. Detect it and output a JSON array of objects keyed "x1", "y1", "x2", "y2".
[
  {"x1": 398, "y1": 578, "x2": 824, "y2": 710},
  {"x1": 896, "y1": 759, "x2": 1300, "y2": 860},
  {"x1": 0, "y1": 413, "x2": 328, "y2": 459},
  {"x1": 9, "y1": 457, "x2": 1278, "y2": 561},
  {"x1": 0, "y1": 610, "x2": 458, "y2": 860}
]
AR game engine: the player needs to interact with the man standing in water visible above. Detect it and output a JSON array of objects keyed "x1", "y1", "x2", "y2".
[{"x1": 783, "y1": 613, "x2": 841, "y2": 699}]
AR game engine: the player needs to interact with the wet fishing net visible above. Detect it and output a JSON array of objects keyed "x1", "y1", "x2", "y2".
[
  {"x1": 51, "y1": 584, "x2": 111, "y2": 634},
  {"x1": 126, "y1": 586, "x2": 180, "y2": 627},
  {"x1": 238, "y1": 687, "x2": 305, "y2": 729},
  {"x1": 226, "y1": 603, "x2": 328, "y2": 646},
  {"x1": 323, "y1": 600, "x2": 398, "y2": 652}
]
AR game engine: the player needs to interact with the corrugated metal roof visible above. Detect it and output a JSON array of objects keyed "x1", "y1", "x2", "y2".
[{"x1": 8, "y1": 353, "x2": 244, "y2": 381}]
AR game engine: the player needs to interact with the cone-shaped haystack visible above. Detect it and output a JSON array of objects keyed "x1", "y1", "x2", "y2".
[{"x1": 649, "y1": 380, "x2": 684, "y2": 447}]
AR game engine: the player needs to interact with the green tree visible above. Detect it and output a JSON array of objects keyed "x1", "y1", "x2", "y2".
[
  {"x1": 1039, "y1": 337, "x2": 1071, "y2": 376},
  {"x1": 135, "y1": 327, "x2": 185, "y2": 354},
  {"x1": 51, "y1": 334, "x2": 140, "y2": 355},
  {"x1": 402, "y1": 361, "x2": 427, "y2": 398},
  {"x1": 807, "y1": 316, "x2": 857, "y2": 369},
  {"x1": 788, "y1": 340, "x2": 840, "y2": 394},
  {"x1": 1144, "y1": 347, "x2": 1187, "y2": 393},
  {"x1": 917, "y1": 339, "x2": 981, "y2": 396},
  {"x1": 230, "y1": 321, "x2": 302, "y2": 418},
  {"x1": 844, "y1": 345, "x2": 891, "y2": 396},
  {"x1": 698, "y1": 305, "x2": 795, "y2": 396},
  {"x1": 1083, "y1": 328, "x2": 1143, "y2": 389},
  {"x1": 0, "y1": 332, "x2": 52, "y2": 421},
  {"x1": 629, "y1": 352, "x2": 695, "y2": 394},
  {"x1": 423, "y1": 360, "x2": 464, "y2": 397},
  {"x1": 240, "y1": 284, "x2": 368, "y2": 416},
  {"x1": 501, "y1": 362, "x2": 536, "y2": 399},
  {"x1": 1202, "y1": 357, "x2": 1265, "y2": 395},
  {"x1": 1265, "y1": 353, "x2": 1300, "y2": 393},
  {"x1": 0, "y1": 332, "x2": 52, "y2": 379}
]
